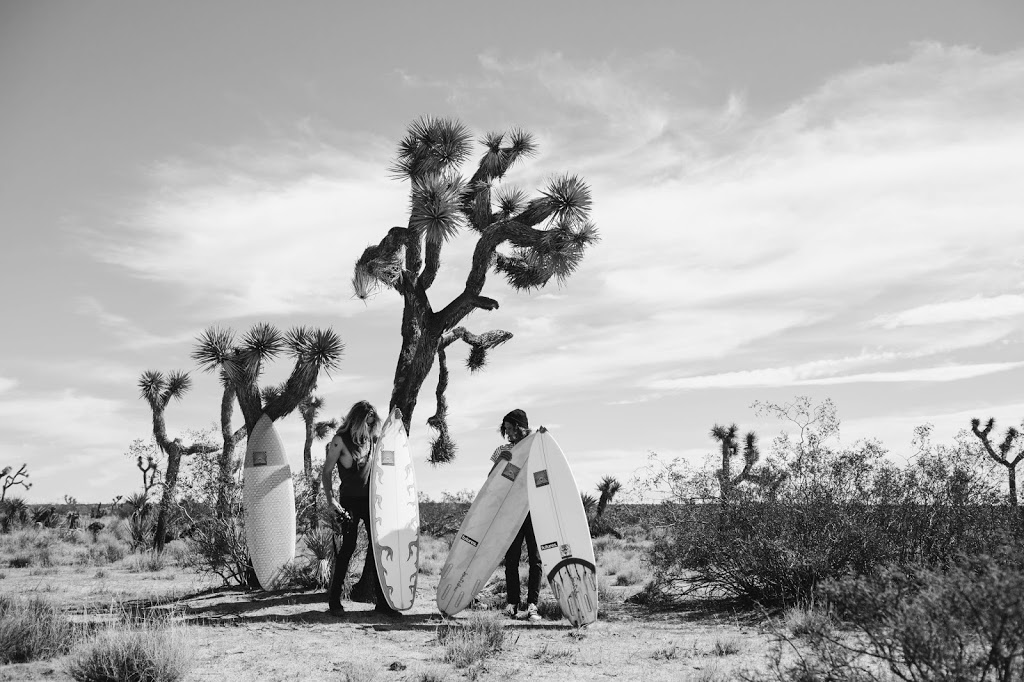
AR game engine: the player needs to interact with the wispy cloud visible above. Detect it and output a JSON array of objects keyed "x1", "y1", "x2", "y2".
[
  {"x1": 875, "y1": 294, "x2": 1024, "y2": 328},
  {"x1": 0, "y1": 377, "x2": 16, "y2": 394}
]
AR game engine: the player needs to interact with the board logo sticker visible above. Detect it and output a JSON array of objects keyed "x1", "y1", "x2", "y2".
[
  {"x1": 559, "y1": 543, "x2": 572, "y2": 558},
  {"x1": 460, "y1": 534, "x2": 479, "y2": 547},
  {"x1": 381, "y1": 450, "x2": 395, "y2": 466},
  {"x1": 253, "y1": 451, "x2": 268, "y2": 466},
  {"x1": 501, "y1": 463, "x2": 520, "y2": 481},
  {"x1": 540, "y1": 541, "x2": 558, "y2": 551},
  {"x1": 533, "y1": 470, "x2": 550, "y2": 487}
]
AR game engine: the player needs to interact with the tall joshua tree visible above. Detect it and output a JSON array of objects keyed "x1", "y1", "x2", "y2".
[
  {"x1": 971, "y1": 417, "x2": 1023, "y2": 506},
  {"x1": 213, "y1": 373, "x2": 248, "y2": 518},
  {"x1": 711, "y1": 424, "x2": 762, "y2": 502},
  {"x1": 352, "y1": 117, "x2": 599, "y2": 463},
  {"x1": 138, "y1": 370, "x2": 218, "y2": 550},
  {"x1": 298, "y1": 394, "x2": 339, "y2": 477},
  {"x1": 192, "y1": 324, "x2": 344, "y2": 435}
]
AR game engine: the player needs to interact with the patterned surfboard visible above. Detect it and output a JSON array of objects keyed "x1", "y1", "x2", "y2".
[
  {"x1": 369, "y1": 407, "x2": 419, "y2": 610},
  {"x1": 526, "y1": 427, "x2": 598, "y2": 627},
  {"x1": 242, "y1": 414, "x2": 296, "y2": 590},
  {"x1": 436, "y1": 431, "x2": 538, "y2": 616}
]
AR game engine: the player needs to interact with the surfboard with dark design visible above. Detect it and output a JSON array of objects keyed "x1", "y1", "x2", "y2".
[
  {"x1": 527, "y1": 427, "x2": 598, "y2": 627},
  {"x1": 369, "y1": 407, "x2": 419, "y2": 610}
]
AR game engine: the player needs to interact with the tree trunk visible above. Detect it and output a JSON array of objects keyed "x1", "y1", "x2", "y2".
[
  {"x1": 303, "y1": 418, "x2": 314, "y2": 477},
  {"x1": 1009, "y1": 465, "x2": 1018, "y2": 507},
  {"x1": 154, "y1": 442, "x2": 182, "y2": 552},
  {"x1": 388, "y1": 302, "x2": 440, "y2": 433},
  {"x1": 217, "y1": 384, "x2": 238, "y2": 519}
]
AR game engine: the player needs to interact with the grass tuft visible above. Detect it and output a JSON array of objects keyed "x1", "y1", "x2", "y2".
[
  {"x1": 0, "y1": 595, "x2": 79, "y2": 664},
  {"x1": 436, "y1": 612, "x2": 508, "y2": 669},
  {"x1": 711, "y1": 636, "x2": 741, "y2": 656},
  {"x1": 126, "y1": 549, "x2": 167, "y2": 573},
  {"x1": 66, "y1": 622, "x2": 191, "y2": 682}
]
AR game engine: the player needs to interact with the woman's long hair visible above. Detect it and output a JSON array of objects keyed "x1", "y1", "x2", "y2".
[{"x1": 337, "y1": 400, "x2": 381, "y2": 454}]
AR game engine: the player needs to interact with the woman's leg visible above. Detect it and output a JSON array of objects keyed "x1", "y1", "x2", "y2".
[{"x1": 327, "y1": 505, "x2": 360, "y2": 611}]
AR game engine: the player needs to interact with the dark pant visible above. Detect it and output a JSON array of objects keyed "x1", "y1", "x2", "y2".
[
  {"x1": 505, "y1": 513, "x2": 542, "y2": 607},
  {"x1": 328, "y1": 495, "x2": 386, "y2": 609}
]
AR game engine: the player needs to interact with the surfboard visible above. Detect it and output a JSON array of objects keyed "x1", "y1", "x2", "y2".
[
  {"x1": 526, "y1": 427, "x2": 598, "y2": 627},
  {"x1": 242, "y1": 413, "x2": 296, "y2": 590},
  {"x1": 369, "y1": 407, "x2": 419, "y2": 610},
  {"x1": 436, "y1": 431, "x2": 538, "y2": 617}
]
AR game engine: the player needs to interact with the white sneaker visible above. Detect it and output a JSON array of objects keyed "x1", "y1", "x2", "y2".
[
  {"x1": 517, "y1": 603, "x2": 541, "y2": 622},
  {"x1": 503, "y1": 604, "x2": 518, "y2": 619}
]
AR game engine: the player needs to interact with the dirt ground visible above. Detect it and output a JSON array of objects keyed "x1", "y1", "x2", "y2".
[{"x1": 1, "y1": 561, "x2": 778, "y2": 681}]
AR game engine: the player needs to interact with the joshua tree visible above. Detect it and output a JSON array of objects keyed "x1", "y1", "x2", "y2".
[
  {"x1": 298, "y1": 394, "x2": 339, "y2": 477},
  {"x1": 138, "y1": 370, "x2": 219, "y2": 550},
  {"x1": 971, "y1": 417, "x2": 1023, "y2": 506},
  {"x1": 591, "y1": 476, "x2": 623, "y2": 538},
  {"x1": 1, "y1": 464, "x2": 31, "y2": 501},
  {"x1": 352, "y1": 117, "x2": 599, "y2": 463},
  {"x1": 711, "y1": 424, "x2": 762, "y2": 502},
  {"x1": 212, "y1": 373, "x2": 249, "y2": 519},
  {"x1": 298, "y1": 394, "x2": 339, "y2": 529}
]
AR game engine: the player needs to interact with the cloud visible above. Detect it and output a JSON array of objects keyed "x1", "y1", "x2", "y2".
[
  {"x1": 0, "y1": 389, "x2": 131, "y2": 449},
  {"x1": 85, "y1": 141, "x2": 408, "y2": 320},
  {"x1": 74, "y1": 296, "x2": 195, "y2": 349},
  {"x1": 875, "y1": 294, "x2": 1024, "y2": 328},
  {"x1": 0, "y1": 377, "x2": 16, "y2": 394}
]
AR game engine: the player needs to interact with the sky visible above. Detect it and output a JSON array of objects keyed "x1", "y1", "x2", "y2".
[{"x1": 1, "y1": 0, "x2": 1023, "y2": 505}]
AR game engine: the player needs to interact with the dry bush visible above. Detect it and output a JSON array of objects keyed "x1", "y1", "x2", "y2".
[
  {"x1": 86, "y1": 536, "x2": 128, "y2": 566},
  {"x1": 436, "y1": 612, "x2": 508, "y2": 668},
  {"x1": 66, "y1": 621, "x2": 191, "y2": 682},
  {"x1": 712, "y1": 636, "x2": 742, "y2": 656},
  {"x1": 0, "y1": 595, "x2": 80, "y2": 663},
  {"x1": 417, "y1": 534, "x2": 449, "y2": 577},
  {"x1": 126, "y1": 549, "x2": 168, "y2": 573}
]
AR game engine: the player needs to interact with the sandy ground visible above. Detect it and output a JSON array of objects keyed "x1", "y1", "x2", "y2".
[{"x1": 1, "y1": 561, "x2": 776, "y2": 681}]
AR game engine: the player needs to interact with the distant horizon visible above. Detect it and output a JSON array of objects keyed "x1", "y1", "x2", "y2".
[{"x1": 2, "y1": 1, "x2": 1023, "y2": 505}]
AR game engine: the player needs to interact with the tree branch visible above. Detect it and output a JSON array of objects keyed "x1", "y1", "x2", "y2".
[
  {"x1": 420, "y1": 238, "x2": 442, "y2": 290},
  {"x1": 972, "y1": 418, "x2": 1010, "y2": 467},
  {"x1": 353, "y1": 226, "x2": 413, "y2": 299}
]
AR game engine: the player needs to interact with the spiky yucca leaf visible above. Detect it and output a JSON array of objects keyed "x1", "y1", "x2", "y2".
[
  {"x1": 301, "y1": 328, "x2": 344, "y2": 374},
  {"x1": 581, "y1": 493, "x2": 598, "y2": 517},
  {"x1": 493, "y1": 252, "x2": 549, "y2": 291},
  {"x1": 352, "y1": 264, "x2": 379, "y2": 301},
  {"x1": 494, "y1": 186, "x2": 528, "y2": 217},
  {"x1": 507, "y1": 127, "x2": 537, "y2": 160},
  {"x1": 466, "y1": 346, "x2": 487, "y2": 372},
  {"x1": 164, "y1": 370, "x2": 192, "y2": 401},
  {"x1": 314, "y1": 419, "x2": 339, "y2": 440},
  {"x1": 260, "y1": 382, "x2": 285, "y2": 406},
  {"x1": 392, "y1": 116, "x2": 473, "y2": 179},
  {"x1": 137, "y1": 371, "x2": 165, "y2": 407},
  {"x1": 597, "y1": 476, "x2": 622, "y2": 498},
  {"x1": 299, "y1": 394, "x2": 325, "y2": 421},
  {"x1": 241, "y1": 322, "x2": 284, "y2": 363},
  {"x1": 743, "y1": 432, "x2": 760, "y2": 464},
  {"x1": 410, "y1": 174, "x2": 467, "y2": 244},
  {"x1": 429, "y1": 431, "x2": 457, "y2": 465},
  {"x1": 284, "y1": 326, "x2": 312, "y2": 356},
  {"x1": 542, "y1": 174, "x2": 592, "y2": 225},
  {"x1": 478, "y1": 131, "x2": 507, "y2": 179},
  {"x1": 192, "y1": 327, "x2": 235, "y2": 373}
]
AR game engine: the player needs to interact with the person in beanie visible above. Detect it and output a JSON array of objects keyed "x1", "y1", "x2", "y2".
[{"x1": 491, "y1": 408, "x2": 542, "y2": 621}]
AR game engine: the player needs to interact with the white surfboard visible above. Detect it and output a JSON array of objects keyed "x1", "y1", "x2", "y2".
[
  {"x1": 243, "y1": 414, "x2": 296, "y2": 590},
  {"x1": 369, "y1": 407, "x2": 419, "y2": 610},
  {"x1": 527, "y1": 427, "x2": 598, "y2": 627},
  {"x1": 436, "y1": 431, "x2": 538, "y2": 617}
]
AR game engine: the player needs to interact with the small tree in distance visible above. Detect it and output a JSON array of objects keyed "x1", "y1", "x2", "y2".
[
  {"x1": 352, "y1": 116, "x2": 599, "y2": 463},
  {"x1": 1, "y1": 464, "x2": 31, "y2": 501},
  {"x1": 971, "y1": 417, "x2": 1023, "y2": 506},
  {"x1": 138, "y1": 370, "x2": 218, "y2": 550}
]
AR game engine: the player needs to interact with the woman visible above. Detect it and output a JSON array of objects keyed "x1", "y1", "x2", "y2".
[
  {"x1": 491, "y1": 408, "x2": 542, "y2": 621},
  {"x1": 321, "y1": 400, "x2": 397, "y2": 617}
]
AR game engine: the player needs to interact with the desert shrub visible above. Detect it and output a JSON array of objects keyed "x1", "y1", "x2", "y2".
[
  {"x1": 436, "y1": 612, "x2": 507, "y2": 668},
  {"x1": 646, "y1": 414, "x2": 1017, "y2": 606},
  {"x1": 0, "y1": 595, "x2": 79, "y2": 663},
  {"x1": 115, "y1": 512, "x2": 155, "y2": 552},
  {"x1": 176, "y1": 509, "x2": 253, "y2": 588},
  {"x1": 536, "y1": 598, "x2": 563, "y2": 620},
  {"x1": 420, "y1": 501, "x2": 469, "y2": 537},
  {"x1": 66, "y1": 622, "x2": 191, "y2": 682},
  {"x1": 9, "y1": 553, "x2": 32, "y2": 568},
  {"x1": 1, "y1": 497, "x2": 30, "y2": 532},
  {"x1": 126, "y1": 549, "x2": 168, "y2": 573},
  {"x1": 88, "y1": 536, "x2": 128, "y2": 566}
]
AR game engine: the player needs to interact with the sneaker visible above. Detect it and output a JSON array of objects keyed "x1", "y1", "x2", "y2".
[
  {"x1": 503, "y1": 603, "x2": 518, "y2": 619},
  {"x1": 517, "y1": 603, "x2": 541, "y2": 622}
]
